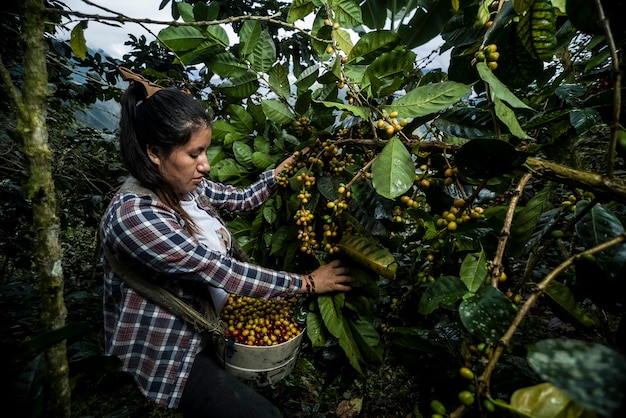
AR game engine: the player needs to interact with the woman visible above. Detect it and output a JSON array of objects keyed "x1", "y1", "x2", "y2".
[{"x1": 100, "y1": 68, "x2": 352, "y2": 417}]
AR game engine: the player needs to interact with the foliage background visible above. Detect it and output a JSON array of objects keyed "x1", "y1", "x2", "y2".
[{"x1": 2, "y1": 0, "x2": 626, "y2": 417}]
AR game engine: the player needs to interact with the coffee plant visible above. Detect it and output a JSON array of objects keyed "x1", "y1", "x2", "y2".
[{"x1": 4, "y1": 0, "x2": 626, "y2": 416}]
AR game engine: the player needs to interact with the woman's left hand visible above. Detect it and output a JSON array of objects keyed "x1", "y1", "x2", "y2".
[{"x1": 275, "y1": 148, "x2": 309, "y2": 176}]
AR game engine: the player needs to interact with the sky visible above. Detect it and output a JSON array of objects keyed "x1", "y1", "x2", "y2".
[
  {"x1": 61, "y1": 0, "x2": 448, "y2": 69},
  {"x1": 61, "y1": 0, "x2": 174, "y2": 58}
]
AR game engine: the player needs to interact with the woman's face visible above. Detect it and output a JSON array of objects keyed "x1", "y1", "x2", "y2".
[{"x1": 148, "y1": 126, "x2": 212, "y2": 197}]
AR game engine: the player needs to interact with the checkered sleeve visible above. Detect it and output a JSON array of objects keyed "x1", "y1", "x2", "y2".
[{"x1": 104, "y1": 171, "x2": 301, "y2": 300}]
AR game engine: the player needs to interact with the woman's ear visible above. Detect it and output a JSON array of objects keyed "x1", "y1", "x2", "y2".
[{"x1": 146, "y1": 145, "x2": 161, "y2": 166}]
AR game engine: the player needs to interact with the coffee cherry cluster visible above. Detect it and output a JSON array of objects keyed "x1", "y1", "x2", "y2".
[
  {"x1": 220, "y1": 295, "x2": 303, "y2": 346},
  {"x1": 473, "y1": 44, "x2": 499, "y2": 70},
  {"x1": 376, "y1": 111, "x2": 409, "y2": 137},
  {"x1": 434, "y1": 199, "x2": 484, "y2": 232}
]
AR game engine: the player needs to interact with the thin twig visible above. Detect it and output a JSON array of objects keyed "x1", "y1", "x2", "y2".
[
  {"x1": 491, "y1": 173, "x2": 532, "y2": 287},
  {"x1": 593, "y1": 0, "x2": 621, "y2": 179}
]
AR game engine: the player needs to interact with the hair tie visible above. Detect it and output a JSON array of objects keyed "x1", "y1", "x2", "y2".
[{"x1": 119, "y1": 67, "x2": 164, "y2": 99}]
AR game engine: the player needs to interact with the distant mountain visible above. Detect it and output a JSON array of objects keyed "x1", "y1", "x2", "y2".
[
  {"x1": 73, "y1": 47, "x2": 121, "y2": 131},
  {"x1": 76, "y1": 98, "x2": 119, "y2": 131}
]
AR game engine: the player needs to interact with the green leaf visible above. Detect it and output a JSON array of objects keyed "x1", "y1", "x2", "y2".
[
  {"x1": 295, "y1": 63, "x2": 320, "y2": 94},
  {"x1": 232, "y1": 141, "x2": 253, "y2": 167},
  {"x1": 347, "y1": 30, "x2": 401, "y2": 64},
  {"x1": 575, "y1": 201, "x2": 626, "y2": 278},
  {"x1": 371, "y1": 136, "x2": 415, "y2": 199},
  {"x1": 460, "y1": 250, "x2": 488, "y2": 293},
  {"x1": 207, "y1": 51, "x2": 249, "y2": 78},
  {"x1": 158, "y1": 26, "x2": 205, "y2": 51},
  {"x1": 212, "y1": 158, "x2": 246, "y2": 182},
  {"x1": 363, "y1": 50, "x2": 416, "y2": 98},
  {"x1": 217, "y1": 71, "x2": 259, "y2": 99},
  {"x1": 570, "y1": 108, "x2": 601, "y2": 134},
  {"x1": 476, "y1": 62, "x2": 533, "y2": 110},
  {"x1": 418, "y1": 276, "x2": 468, "y2": 315},
  {"x1": 510, "y1": 186, "x2": 551, "y2": 257},
  {"x1": 527, "y1": 339, "x2": 626, "y2": 417},
  {"x1": 385, "y1": 81, "x2": 471, "y2": 118},
  {"x1": 205, "y1": 26, "x2": 229, "y2": 48},
  {"x1": 493, "y1": 96, "x2": 530, "y2": 139},
  {"x1": 315, "y1": 100, "x2": 370, "y2": 119},
  {"x1": 332, "y1": 0, "x2": 363, "y2": 29},
  {"x1": 337, "y1": 234, "x2": 397, "y2": 278},
  {"x1": 249, "y1": 30, "x2": 276, "y2": 73},
  {"x1": 70, "y1": 22, "x2": 88, "y2": 60},
  {"x1": 306, "y1": 311, "x2": 326, "y2": 347},
  {"x1": 334, "y1": 28, "x2": 354, "y2": 56},
  {"x1": 261, "y1": 99, "x2": 295, "y2": 125},
  {"x1": 544, "y1": 280, "x2": 596, "y2": 328},
  {"x1": 239, "y1": 20, "x2": 262, "y2": 56},
  {"x1": 211, "y1": 119, "x2": 237, "y2": 143},
  {"x1": 287, "y1": 0, "x2": 316, "y2": 23},
  {"x1": 458, "y1": 286, "x2": 517, "y2": 345},
  {"x1": 268, "y1": 64, "x2": 291, "y2": 99},
  {"x1": 318, "y1": 294, "x2": 364, "y2": 373},
  {"x1": 262, "y1": 202, "x2": 278, "y2": 224},
  {"x1": 510, "y1": 382, "x2": 599, "y2": 418},
  {"x1": 251, "y1": 151, "x2": 274, "y2": 170},
  {"x1": 177, "y1": 1, "x2": 194, "y2": 22},
  {"x1": 227, "y1": 104, "x2": 254, "y2": 134}
]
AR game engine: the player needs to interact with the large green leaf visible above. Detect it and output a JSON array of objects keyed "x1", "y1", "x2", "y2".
[
  {"x1": 318, "y1": 294, "x2": 364, "y2": 373},
  {"x1": 239, "y1": 20, "x2": 262, "y2": 56},
  {"x1": 459, "y1": 250, "x2": 488, "y2": 293},
  {"x1": 363, "y1": 50, "x2": 416, "y2": 98},
  {"x1": 418, "y1": 276, "x2": 468, "y2": 315},
  {"x1": 217, "y1": 71, "x2": 259, "y2": 99},
  {"x1": 385, "y1": 81, "x2": 471, "y2": 118},
  {"x1": 158, "y1": 26, "x2": 205, "y2": 51},
  {"x1": 575, "y1": 201, "x2": 626, "y2": 278},
  {"x1": 211, "y1": 119, "x2": 237, "y2": 142},
  {"x1": 287, "y1": 0, "x2": 316, "y2": 23},
  {"x1": 476, "y1": 62, "x2": 533, "y2": 110},
  {"x1": 433, "y1": 108, "x2": 495, "y2": 139},
  {"x1": 249, "y1": 30, "x2": 276, "y2": 73},
  {"x1": 334, "y1": 28, "x2": 354, "y2": 56},
  {"x1": 295, "y1": 63, "x2": 320, "y2": 94},
  {"x1": 337, "y1": 234, "x2": 397, "y2": 278},
  {"x1": 544, "y1": 280, "x2": 596, "y2": 328},
  {"x1": 371, "y1": 136, "x2": 415, "y2": 199},
  {"x1": 227, "y1": 104, "x2": 254, "y2": 134},
  {"x1": 509, "y1": 382, "x2": 599, "y2": 418},
  {"x1": 493, "y1": 96, "x2": 530, "y2": 139},
  {"x1": 332, "y1": 0, "x2": 363, "y2": 29},
  {"x1": 204, "y1": 26, "x2": 229, "y2": 48},
  {"x1": 458, "y1": 286, "x2": 517, "y2": 345},
  {"x1": 510, "y1": 186, "x2": 551, "y2": 257},
  {"x1": 347, "y1": 30, "x2": 401, "y2": 64},
  {"x1": 306, "y1": 311, "x2": 326, "y2": 347},
  {"x1": 207, "y1": 51, "x2": 249, "y2": 78},
  {"x1": 268, "y1": 64, "x2": 291, "y2": 99},
  {"x1": 261, "y1": 99, "x2": 295, "y2": 125},
  {"x1": 251, "y1": 151, "x2": 274, "y2": 170},
  {"x1": 528, "y1": 339, "x2": 626, "y2": 417},
  {"x1": 232, "y1": 141, "x2": 253, "y2": 167},
  {"x1": 315, "y1": 100, "x2": 370, "y2": 120}
]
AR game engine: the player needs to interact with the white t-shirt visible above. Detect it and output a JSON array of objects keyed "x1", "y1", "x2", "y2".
[{"x1": 181, "y1": 198, "x2": 232, "y2": 313}]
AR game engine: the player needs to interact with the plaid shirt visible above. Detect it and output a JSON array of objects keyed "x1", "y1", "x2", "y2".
[{"x1": 100, "y1": 170, "x2": 302, "y2": 408}]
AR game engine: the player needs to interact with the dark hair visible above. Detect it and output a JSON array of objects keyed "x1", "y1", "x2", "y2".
[{"x1": 119, "y1": 83, "x2": 212, "y2": 233}]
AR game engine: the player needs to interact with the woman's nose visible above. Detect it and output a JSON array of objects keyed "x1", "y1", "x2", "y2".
[{"x1": 198, "y1": 155, "x2": 210, "y2": 174}]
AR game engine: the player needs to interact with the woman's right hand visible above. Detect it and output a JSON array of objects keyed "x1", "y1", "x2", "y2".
[{"x1": 302, "y1": 259, "x2": 352, "y2": 295}]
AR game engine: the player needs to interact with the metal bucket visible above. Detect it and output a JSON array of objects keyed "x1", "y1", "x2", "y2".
[{"x1": 216, "y1": 329, "x2": 305, "y2": 387}]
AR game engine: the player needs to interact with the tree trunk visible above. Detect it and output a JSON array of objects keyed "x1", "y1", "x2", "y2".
[{"x1": 19, "y1": 0, "x2": 71, "y2": 415}]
